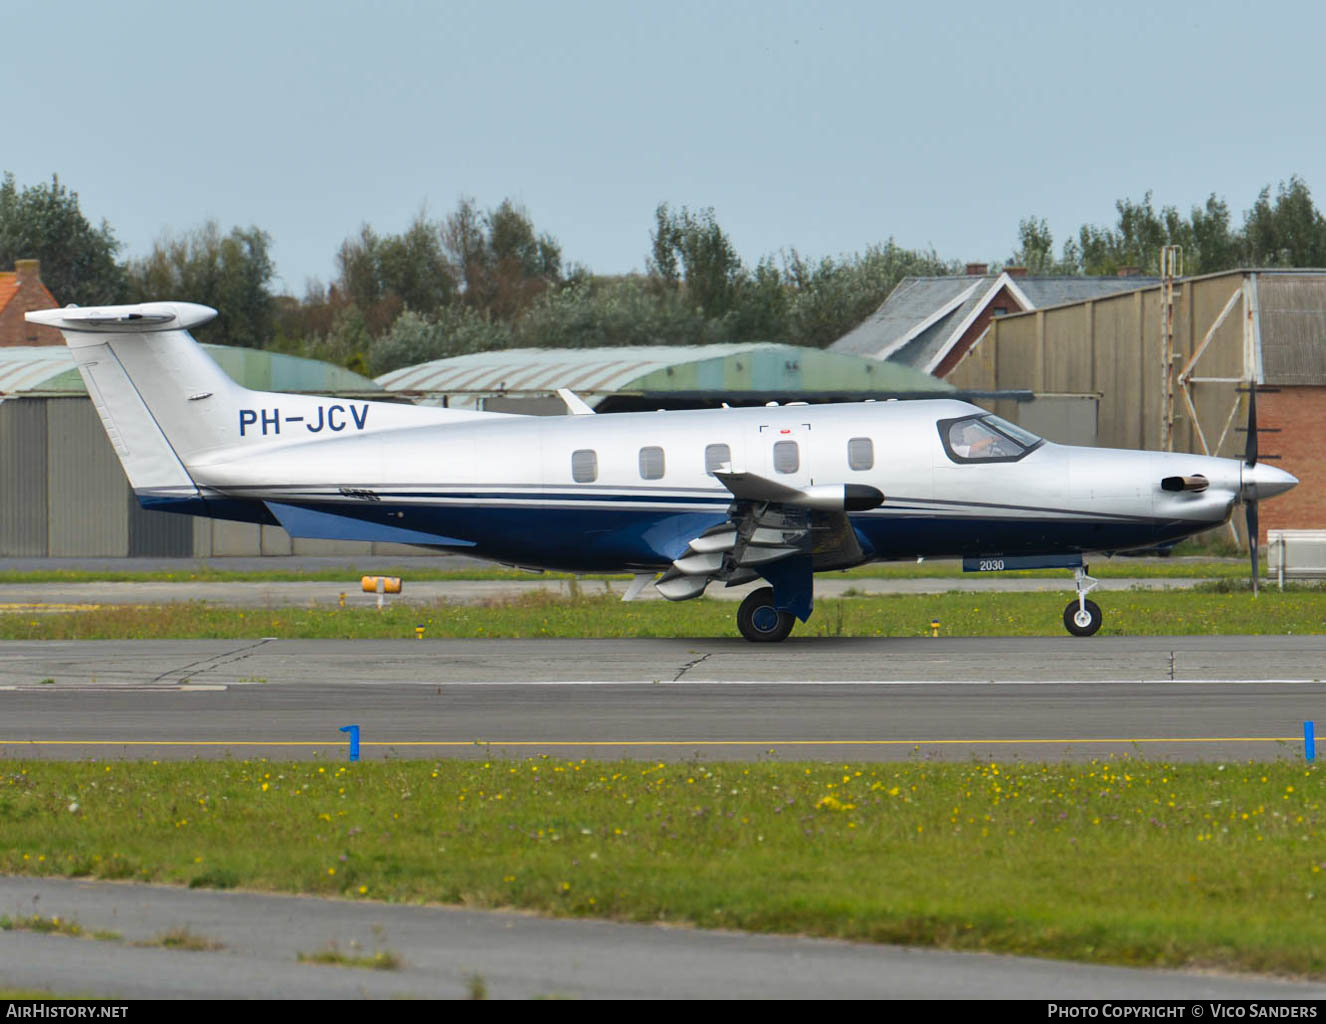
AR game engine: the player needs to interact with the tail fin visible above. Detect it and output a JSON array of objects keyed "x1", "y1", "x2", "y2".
[
  {"x1": 25, "y1": 302, "x2": 233, "y2": 507},
  {"x1": 28, "y1": 300, "x2": 501, "y2": 516}
]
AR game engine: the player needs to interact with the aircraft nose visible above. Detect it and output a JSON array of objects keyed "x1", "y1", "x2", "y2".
[{"x1": 1242, "y1": 462, "x2": 1298, "y2": 501}]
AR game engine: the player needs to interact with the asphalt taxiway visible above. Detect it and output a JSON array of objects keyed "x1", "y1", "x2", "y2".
[
  {"x1": 2, "y1": 637, "x2": 1321, "y2": 762},
  {"x1": 0, "y1": 877, "x2": 1321, "y2": 1000}
]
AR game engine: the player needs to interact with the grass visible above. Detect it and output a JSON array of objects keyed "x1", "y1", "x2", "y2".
[
  {"x1": 0, "y1": 588, "x2": 1323, "y2": 640},
  {"x1": 137, "y1": 926, "x2": 224, "y2": 951},
  {"x1": 297, "y1": 943, "x2": 402, "y2": 970},
  {"x1": 0, "y1": 914, "x2": 120, "y2": 942},
  {"x1": 1, "y1": 757, "x2": 1322, "y2": 977}
]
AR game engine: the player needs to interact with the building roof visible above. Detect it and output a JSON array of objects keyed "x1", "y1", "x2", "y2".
[
  {"x1": 0, "y1": 344, "x2": 382, "y2": 400},
  {"x1": 1248, "y1": 272, "x2": 1326, "y2": 386},
  {"x1": 0, "y1": 273, "x2": 20, "y2": 313},
  {"x1": 831, "y1": 272, "x2": 1161, "y2": 371},
  {"x1": 375, "y1": 343, "x2": 954, "y2": 404}
]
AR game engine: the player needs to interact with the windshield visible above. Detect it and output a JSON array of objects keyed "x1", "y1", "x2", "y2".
[
  {"x1": 981, "y1": 414, "x2": 1041, "y2": 448},
  {"x1": 940, "y1": 414, "x2": 1042, "y2": 463}
]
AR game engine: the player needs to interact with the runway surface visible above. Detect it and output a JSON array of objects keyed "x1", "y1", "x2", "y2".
[
  {"x1": 2, "y1": 636, "x2": 1322, "y2": 762},
  {"x1": 0, "y1": 877, "x2": 1320, "y2": 1000},
  {"x1": 0, "y1": 574, "x2": 1214, "y2": 611}
]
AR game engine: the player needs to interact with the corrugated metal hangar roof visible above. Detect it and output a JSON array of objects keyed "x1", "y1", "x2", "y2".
[
  {"x1": 375, "y1": 343, "x2": 955, "y2": 402},
  {"x1": 1255, "y1": 272, "x2": 1326, "y2": 386},
  {"x1": 0, "y1": 344, "x2": 382, "y2": 399}
]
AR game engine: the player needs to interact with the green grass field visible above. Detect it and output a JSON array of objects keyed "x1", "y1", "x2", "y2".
[
  {"x1": 1, "y1": 588, "x2": 1322, "y2": 640},
  {"x1": 2, "y1": 757, "x2": 1321, "y2": 977}
]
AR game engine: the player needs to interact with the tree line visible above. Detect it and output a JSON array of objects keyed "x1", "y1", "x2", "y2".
[{"x1": 3, "y1": 170, "x2": 1325, "y2": 378}]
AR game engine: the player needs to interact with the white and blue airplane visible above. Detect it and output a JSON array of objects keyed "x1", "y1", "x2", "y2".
[{"x1": 28, "y1": 301, "x2": 1298, "y2": 642}]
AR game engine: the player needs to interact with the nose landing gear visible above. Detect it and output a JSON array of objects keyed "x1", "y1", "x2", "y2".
[{"x1": 1063, "y1": 565, "x2": 1102, "y2": 636}]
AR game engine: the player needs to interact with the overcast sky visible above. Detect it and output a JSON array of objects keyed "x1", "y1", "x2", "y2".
[{"x1": 4, "y1": 0, "x2": 1322, "y2": 295}]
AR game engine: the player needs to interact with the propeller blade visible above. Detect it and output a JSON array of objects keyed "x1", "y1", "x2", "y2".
[
  {"x1": 1245, "y1": 385, "x2": 1258, "y2": 467},
  {"x1": 1247, "y1": 499, "x2": 1260, "y2": 597}
]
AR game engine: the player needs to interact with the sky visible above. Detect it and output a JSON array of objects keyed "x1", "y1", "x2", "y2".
[{"x1": 3, "y1": 0, "x2": 1323, "y2": 296}]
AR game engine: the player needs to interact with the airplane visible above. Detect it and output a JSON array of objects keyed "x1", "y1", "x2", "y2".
[{"x1": 27, "y1": 301, "x2": 1298, "y2": 642}]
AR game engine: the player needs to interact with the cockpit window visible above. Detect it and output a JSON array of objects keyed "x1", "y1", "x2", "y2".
[
  {"x1": 939, "y1": 415, "x2": 1043, "y2": 464},
  {"x1": 982, "y1": 414, "x2": 1041, "y2": 448}
]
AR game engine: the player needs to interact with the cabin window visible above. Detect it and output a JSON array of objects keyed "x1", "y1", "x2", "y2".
[
  {"x1": 847, "y1": 437, "x2": 874, "y2": 471},
  {"x1": 639, "y1": 446, "x2": 665, "y2": 480},
  {"x1": 571, "y1": 449, "x2": 598, "y2": 482},
  {"x1": 773, "y1": 440, "x2": 799, "y2": 474},
  {"x1": 704, "y1": 443, "x2": 731, "y2": 475}
]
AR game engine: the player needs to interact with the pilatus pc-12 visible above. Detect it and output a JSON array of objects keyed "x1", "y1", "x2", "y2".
[{"x1": 29, "y1": 302, "x2": 1298, "y2": 642}]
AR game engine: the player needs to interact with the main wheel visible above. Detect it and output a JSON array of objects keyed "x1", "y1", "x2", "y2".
[
  {"x1": 1063, "y1": 599, "x2": 1102, "y2": 637},
  {"x1": 737, "y1": 587, "x2": 796, "y2": 643}
]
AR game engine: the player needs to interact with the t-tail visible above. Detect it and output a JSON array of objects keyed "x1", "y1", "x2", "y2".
[{"x1": 24, "y1": 302, "x2": 487, "y2": 519}]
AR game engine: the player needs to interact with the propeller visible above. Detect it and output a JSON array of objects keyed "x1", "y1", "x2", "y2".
[{"x1": 1244, "y1": 386, "x2": 1259, "y2": 597}]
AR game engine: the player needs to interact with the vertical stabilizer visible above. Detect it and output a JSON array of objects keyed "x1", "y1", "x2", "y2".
[{"x1": 25, "y1": 303, "x2": 231, "y2": 503}]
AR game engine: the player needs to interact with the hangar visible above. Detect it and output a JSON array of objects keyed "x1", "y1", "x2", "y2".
[
  {"x1": 946, "y1": 267, "x2": 1326, "y2": 545},
  {"x1": 0, "y1": 345, "x2": 390, "y2": 557},
  {"x1": 375, "y1": 342, "x2": 955, "y2": 413}
]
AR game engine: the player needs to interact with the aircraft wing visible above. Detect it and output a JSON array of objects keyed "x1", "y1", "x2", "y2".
[{"x1": 654, "y1": 470, "x2": 882, "y2": 616}]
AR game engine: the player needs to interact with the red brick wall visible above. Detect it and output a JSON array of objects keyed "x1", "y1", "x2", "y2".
[
  {"x1": 1256, "y1": 387, "x2": 1325, "y2": 543},
  {"x1": 0, "y1": 261, "x2": 62, "y2": 346}
]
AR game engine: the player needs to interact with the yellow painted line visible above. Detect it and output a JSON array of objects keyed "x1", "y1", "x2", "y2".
[{"x1": 0, "y1": 737, "x2": 1302, "y2": 748}]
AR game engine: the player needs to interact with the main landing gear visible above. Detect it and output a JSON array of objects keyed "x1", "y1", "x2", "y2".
[
  {"x1": 1063, "y1": 565, "x2": 1102, "y2": 637},
  {"x1": 737, "y1": 587, "x2": 796, "y2": 643}
]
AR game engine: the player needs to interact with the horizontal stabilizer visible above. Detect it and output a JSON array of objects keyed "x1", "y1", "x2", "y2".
[{"x1": 27, "y1": 302, "x2": 218, "y2": 334}]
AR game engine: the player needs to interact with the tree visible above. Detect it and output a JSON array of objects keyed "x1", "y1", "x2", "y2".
[
  {"x1": 783, "y1": 241, "x2": 952, "y2": 348},
  {"x1": 440, "y1": 197, "x2": 561, "y2": 320},
  {"x1": 442, "y1": 196, "x2": 488, "y2": 305},
  {"x1": 369, "y1": 306, "x2": 512, "y2": 376},
  {"x1": 336, "y1": 212, "x2": 456, "y2": 334},
  {"x1": 1071, "y1": 192, "x2": 1169, "y2": 275},
  {"x1": 646, "y1": 204, "x2": 745, "y2": 317},
  {"x1": 1186, "y1": 194, "x2": 1239, "y2": 273},
  {"x1": 1242, "y1": 175, "x2": 1326, "y2": 267},
  {"x1": 646, "y1": 203, "x2": 682, "y2": 289},
  {"x1": 125, "y1": 221, "x2": 275, "y2": 348},
  {"x1": 486, "y1": 199, "x2": 562, "y2": 319},
  {"x1": 1009, "y1": 217, "x2": 1073, "y2": 275},
  {"x1": 0, "y1": 172, "x2": 125, "y2": 304}
]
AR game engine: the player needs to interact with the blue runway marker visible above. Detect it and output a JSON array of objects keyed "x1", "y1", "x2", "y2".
[
  {"x1": 339, "y1": 724, "x2": 361, "y2": 763},
  {"x1": 1306, "y1": 721, "x2": 1315, "y2": 762}
]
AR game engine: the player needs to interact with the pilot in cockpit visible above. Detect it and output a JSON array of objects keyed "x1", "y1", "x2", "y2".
[{"x1": 951, "y1": 421, "x2": 996, "y2": 458}]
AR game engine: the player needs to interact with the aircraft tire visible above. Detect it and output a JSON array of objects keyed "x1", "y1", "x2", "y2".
[
  {"x1": 737, "y1": 587, "x2": 796, "y2": 643},
  {"x1": 1063, "y1": 599, "x2": 1102, "y2": 637}
]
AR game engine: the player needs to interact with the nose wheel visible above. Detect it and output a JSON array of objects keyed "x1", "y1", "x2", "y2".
[
  {"x1": 737, "y1": 587, "x2": 796, "y2": 643},
  {"x1": 1063, "y1": 566, "x2": 1102, "y2": 636}
]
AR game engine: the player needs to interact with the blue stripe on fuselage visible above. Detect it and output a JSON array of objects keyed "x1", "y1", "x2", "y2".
[{"x1": 137, "y1": 492, "x2": 1211, "y2": 571}]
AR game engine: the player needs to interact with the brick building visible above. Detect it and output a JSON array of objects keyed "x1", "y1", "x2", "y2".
[{"x1": 0, "y1": 260, "x2": 62, "y2": 346}]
